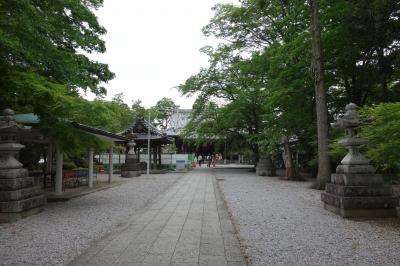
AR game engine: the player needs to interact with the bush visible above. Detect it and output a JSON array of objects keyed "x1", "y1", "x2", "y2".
[{"x1": 360, "y1": 103, "x2": 400, "y2": 173}]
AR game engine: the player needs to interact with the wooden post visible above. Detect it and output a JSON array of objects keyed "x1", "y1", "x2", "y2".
[
  {"x1": 108, "y1": 147, "x2": 113, "y2": 184},
  {"x1": 88, "y1": 148, "x2": 94, "y2": 188},
  {"x1": 153, "y1": 146, "x2": 157, "y2": 169},
  {"x1": 158, "y1": 146, "x2": 162, "y2": 168},
  {"x1": 55, "y1": 145, "x2": 63, "y2": 195},
  {"x1": 46, "y1": 143, "x2": 53, "y2": 174}
]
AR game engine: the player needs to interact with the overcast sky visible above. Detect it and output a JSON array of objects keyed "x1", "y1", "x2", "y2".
[{"x1": 85, "y1": 0, "x2": 235, "y2": 109}]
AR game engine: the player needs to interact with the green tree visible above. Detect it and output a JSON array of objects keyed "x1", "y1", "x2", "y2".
[
  {"x1": 0, "y1": 0, "x2": 114, "y2": 101},
  {"x1": 184, "y1": 0, "x2": 400, "y2": 181},
  {"x1": 360, "y1": 103, "x2": 400, "y2": 173},
  {"x1": 131, "y1": 100, "x2": 147, "y2": 118},
  {"x1": 179, "y1": 46, "x2": 271, "y2": 163},
  {"x1": 0, "y1": 0, "x2": 116, "y2": 152},
  {"x1": 150, "y1": 98, "x2": 178, "y2": 129}
]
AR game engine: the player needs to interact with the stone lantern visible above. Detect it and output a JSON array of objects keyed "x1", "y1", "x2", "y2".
[
  {"x1": 256, "y1": 157, "x2": 274, "y2": 176},
  {"x1": 321, "y1": 103, "x2": 398, "y2": 218},
  {"x1": 0, "y1": 109, "x2": 46, "y2": 222},
  {"x1": 121, "y1": 130, "x2": 141, "y2": 177}
]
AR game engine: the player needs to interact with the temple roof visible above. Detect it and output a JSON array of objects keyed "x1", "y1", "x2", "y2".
[
  {"x1": 71, "y1": 122, "x2": 128, "y2": 142},
  {"x1": 5, "y1": 112, "x2": 173, "y2": 146},
  {"x1": 3, "y1": 112, "x2": 128, "y2": 144},
  {"x1": 119, "y1": 116, "x2": 174, "y2": 146},
  {"x1": 120, "y1": 116, "x2": 162, "y2": 136},
  {"x1": 14, "y1": 113, "x2": 40, "y2": 124}
]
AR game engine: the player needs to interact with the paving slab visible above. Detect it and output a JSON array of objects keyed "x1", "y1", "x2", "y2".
[{"x1": 68, "y1": 168, "x2": 247, "y2": 265}]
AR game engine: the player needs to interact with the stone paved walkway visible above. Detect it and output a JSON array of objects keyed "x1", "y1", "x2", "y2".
[{"x1": 69, "y1": 169, "x2": 246, "y2": 266}]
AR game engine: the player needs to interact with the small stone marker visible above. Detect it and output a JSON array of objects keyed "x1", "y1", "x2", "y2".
[
  {"x1": 321, "y1": 103, "x2": 398, "y2": 218},
  {"x1": 0, "y1": 109, "x2": 46, "y2": 222}
]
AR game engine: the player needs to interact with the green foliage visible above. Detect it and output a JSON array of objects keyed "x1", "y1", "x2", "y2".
[
  {"x1": 6, "y1": 71, "x2": 135, "y2": 154},
  {"x1": 0, "y1": 0, "x2": 114, "y2": 96},
  {"x1": 131, "y1": 100, "x2": 146, "y2": 116},
  {"x1": 180, "y1": 1, "x2": 314, "y2": 162},
  {"x1": 360, "y1": 103, "x2": 400, "y2": 172},
  {"x1": 150, "y1": 97, "x2": 178, "y2": 129},
  {"x1": 179, "y1": 0, "x2": 400, "y2": 169},
  {"x1": 328, "y1": 129, "x2": 346, "y2": 166},
  {"x1": 0, "y1": 0, "x2": 118, "y2": 155}
]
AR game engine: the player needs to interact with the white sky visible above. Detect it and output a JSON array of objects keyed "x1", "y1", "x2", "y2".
[{"x1": 85, "y1": 0, "x2": 236, "y2": 109}]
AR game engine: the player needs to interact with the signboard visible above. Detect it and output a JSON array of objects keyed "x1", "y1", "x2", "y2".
[{"x1": 176, "y1": 160, "x2": 186, "y2": 170}]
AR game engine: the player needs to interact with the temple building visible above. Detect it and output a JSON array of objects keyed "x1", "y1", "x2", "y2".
[
  {"x1": 165, "y1": 109, "x2": 192, "y2": 153},
  {"x1": 118, "y1": 116, "x2": 174, "y2": 170}
]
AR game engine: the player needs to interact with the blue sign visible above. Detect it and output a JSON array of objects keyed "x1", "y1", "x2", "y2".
[{"x1": 176, "y1": 160, "x2": 186, "y2": 170}]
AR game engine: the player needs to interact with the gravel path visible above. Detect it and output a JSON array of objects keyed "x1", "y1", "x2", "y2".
[
  {"x1": 0, "y1": 173, "x2": 183, "y2": 266},
  {"x1": 215, "y1": 168, "x2": 400, "y2": 266}
]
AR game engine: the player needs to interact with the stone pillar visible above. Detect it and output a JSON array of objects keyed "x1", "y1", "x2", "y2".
[
  {"x1": 147, "y1": 146, "x2": 151, "y2": 174},
  {"x1": 321, "y1": 103, "x2": 398, "y2": 218},
  {"x1": 55, "y1": 145, "x2": 63, "y2": 195},
  {"x1": 137, "y1": 147, "x2": 141, "y2": 162},
  {"x1": 108, "y1": 147, "x2": 113, "y2": 184},
  {"x1": 88, "y1": 148, "x2": 94, "y2": 188},
  {"x1": 0, "y1": 109, "x2": 46, "y2": 222}
]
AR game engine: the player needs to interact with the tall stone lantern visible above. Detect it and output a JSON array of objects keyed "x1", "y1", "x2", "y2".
[
  {"x1": 0, "y1": 109, "x2": 46, "y2": 222},
  {"x1": 321, "y1": 103, "x2": 398, "y2": 218},
  {"x1": 121, "y1": 130, "x2": 141, "y2": 177}
]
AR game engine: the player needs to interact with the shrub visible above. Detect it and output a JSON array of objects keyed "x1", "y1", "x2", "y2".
[{"x1": 360, "y1": 103, "x2": 400, "y2": 173}]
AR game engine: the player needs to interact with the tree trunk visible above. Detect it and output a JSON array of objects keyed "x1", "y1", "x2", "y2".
[
  {"x1": 309, "y1": 0, "x2": 331, "y2": 189},
  {"x1": 282, "y1": 136, "x2": 299, "y2": 180},
  {"x1": 377, "y1": 47, "x2": 389, "y2": 102}
]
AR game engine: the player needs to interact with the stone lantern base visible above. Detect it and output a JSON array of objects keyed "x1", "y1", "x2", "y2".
[
  {"x1": 321, "y1": 171, "x2": 398, "y2": 218},
  {"x1": 256, "y1": 158, "x2": 274, "y2": 176},
  {"x1": 0, "y1": 169, "x2": 46, "y2": 223},
  {"x1": 121, "y1": 157, "x2": 141, "y2": 178}
]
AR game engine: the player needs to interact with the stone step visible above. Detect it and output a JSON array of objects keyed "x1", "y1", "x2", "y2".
[
  {"x1": 0, "y1": 168, "x2": 29, "y2": 179},
  {"x1": 331, "y1": 173, "x2": 383, "y2": 186},
  {"x1": 0, "y1": 176, "x2": 42, "y2": 190},
  {"x1": 256, "y1": 168, "x2": 273, "y2": 176},
  {"x1": 121, "y1": 170, "x2": 141, "y2": 177},
  {"x1": 321, "y1": 192, "x2": 398, "y2": 209},
  {"x1": 325, "y1": 183, "x2": 392, "y2": 197},
  {"x1": 0, "y1": 185, "x2": 43, "y2": 201},
  {"x1": 0, "y1": 194, "x2": 46, "y2": 213}
]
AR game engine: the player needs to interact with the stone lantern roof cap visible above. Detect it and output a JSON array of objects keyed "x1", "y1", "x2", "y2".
[{"x1": 345, "y1": 103, "x2": 357, "y2": 110}]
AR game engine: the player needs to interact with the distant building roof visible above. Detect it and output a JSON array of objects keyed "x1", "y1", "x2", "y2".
[
  {"x1": 6, "y1": 112, "x2": 127, "y2": 143},
  {"x1": 14, "y1": 113, "x2": 40, "y2": 124},
  {"x1": 120, "y1": 116, "x2": 174, "y2": 146},
  {"x1": 165, "y1": 109, "x2": 192, "y2": 136},
  {"x1": 71, "y1": 122, "x2": 128, "y2": 142}
]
